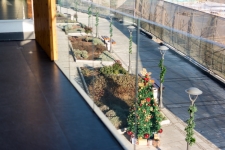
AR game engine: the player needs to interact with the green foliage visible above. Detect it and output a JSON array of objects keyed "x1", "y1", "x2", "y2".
[
  {"x1": 129, "y1": 34, "x2": 132, "y2": 54},
  {"x1": 110, "y1": 21, "x2": 113, "y2": 38},
  {"x1": 65, "y1": 28, "x2": 84, "y2": 34},
  {"x1": 88, "y1": 5, "x2": 92, "y2": 17},
  {"x1": 79, "y1": 23, "x2": 86, "y2": 28},
  {"x1": 83, "y1": 36, "x2": 92, "y2": 42},
  {"x1": 93, "y1": 38, "x2": 104, "y2": 46},
  {"x1": 110, "y1": 116, "x2": 122, "y2": 129},
  {"x1": 73, "y1": 49, "x2": 88, "y2": 59},
  {"x1": 95, "y1": 10, "x2": 99, "y2": 37},
  {"x1": 84, "y1": 66, "x2": 135, "y2": 101},
  {"x1": 105, "y1": 108, "x2": 122, "y2": 128},
  {"x1": 84, "y1": 26, "x2": 93, "y2": 34},
  {"x1": 63, "y1": 24, "x2": 84, "y2": 33},
  {"x1": 95, "y1": 11, "x2": 99, "y2": 27},
  {"x1": 81, "y1": 67, "x2": 95, "y2": 76},
  {"x1": 99, "y1": 105, "x2": 109, "y2": 112},
  {"x1": 57, "y1": 19, "x2": 77, "y2": 23},
  {"x1": 127, "y1": 72, "x2": 163, "y2": 139},
  {"x1": 185, "y1": 104, "x2": 198, "y2": 146},
  {"x1": 105, "y1": 109, "x2": 116, "y2": 117},
  {"x1": 100, "y1": 105, "x2": 128, "y2": 129},
  {"x1": 88, "y1": 5, "x2": 92, "y2": 27},
  {"x1": 158, "y1": 59, "x2": 166, "y2": 83},
  {"x1": 82, "y1": 67, "x2": 138, "y2": 129},
  {"x1": 100, "y1": 60, "x2": 127, "y2": 75},
  {"x1": 57, "y1": 13, "x2": 65, "y2": 17},
  {"x1": 64, "y1": 24, "x2": 73, "y2": 31}
]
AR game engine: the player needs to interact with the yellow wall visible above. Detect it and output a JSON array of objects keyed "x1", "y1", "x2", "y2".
[{"x1": 33, "y1": 0, "x2": 58, "y2": 60}]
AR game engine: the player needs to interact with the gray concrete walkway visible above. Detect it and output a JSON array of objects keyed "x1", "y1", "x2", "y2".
[{"x1": 56, "y1": 6, "x2": 225, "y2": 150}]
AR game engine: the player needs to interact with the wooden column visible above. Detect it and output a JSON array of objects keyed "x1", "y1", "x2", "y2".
[{"x1": 33, "y1": 0, "x2": 58, "y2": 60}]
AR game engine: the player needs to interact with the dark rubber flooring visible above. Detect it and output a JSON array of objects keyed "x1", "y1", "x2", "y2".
[{"x1": 0, "y1": 40, "x2": 123, "y2": 150}]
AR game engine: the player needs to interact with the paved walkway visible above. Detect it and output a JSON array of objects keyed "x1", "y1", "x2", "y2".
[{"x1": 56, "y1": 6, "x2": 225, "y2": 150}]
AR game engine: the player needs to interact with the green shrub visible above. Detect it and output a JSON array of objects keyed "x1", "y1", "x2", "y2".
[
  {"x1": 82, "y1": 36, "x2": 92, "y2": 42},
  {"x1": 84, "y1": 26, "x2": 93, "y2": 34},
  {"x1": 81, "y1": 50, "x2": 88, "y2": 58},
  {"x1": 81, "y1": 67, "x2": 95, "y2": 76},
  {"x1": 58, "y1": 20, "x2": 76, "y2": 23},
  {"x1": 100, "y1": 65, "x2": 113, "y2": 75},
  {"x1": 93, "y1": 38, "x2": 104, "y2": 46},
  {"x1": 99, "y1": 105, "x2": 109, "y2": 112},
  {"x1": 105, "y1": 109, "x2": 122, "y2": 129},
  {"x1": 105, "y1": 110, "x2": 116, "y2": 117},
  {"x1": 57, "y1": 13, "x2": 65, "y2": 17},
  {"x1": 111, "y1": 105, "x2": 129, "y2": 127},
  {"x1": 64, "y1": 24, "x2": 74, "y2": 31},
  {"x1": 79, "y1": 23, "x2": 86, "y2": 28},
  {"x1": 73, "y1": 49, "x2": 88, "y2": 59},
  {"x1": 109, "y1": 116, "x2": 122, "y2": 129},
  {"x1": 100, "y1": 60, "x2": 127, "y2": 75}
]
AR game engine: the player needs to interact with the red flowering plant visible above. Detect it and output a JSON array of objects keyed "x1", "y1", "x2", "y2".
[{"x1": 127, "y1": 68, "x2": 163, "y2": 139}]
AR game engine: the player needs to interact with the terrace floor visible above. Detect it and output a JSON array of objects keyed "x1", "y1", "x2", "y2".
[{"x1": 0, "y1": 40, "x2": 123, "y2": 150}]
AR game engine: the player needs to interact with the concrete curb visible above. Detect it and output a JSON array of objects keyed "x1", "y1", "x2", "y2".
[{"x1": 77, "y1": 67, "x2": 90, "y2": 95}]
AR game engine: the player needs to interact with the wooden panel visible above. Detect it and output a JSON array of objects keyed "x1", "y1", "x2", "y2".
[{"x1": 33, "y1": 0, "x2": 58, "y2": 60}]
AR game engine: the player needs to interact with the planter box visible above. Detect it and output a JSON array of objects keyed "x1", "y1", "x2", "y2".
[
  {"x1": 57, "y1": 23, "x2": 80, "y2": 26},
  {"x1": 68, "y1": 32, "x2": 87, "y2": 36},
  {"x1": 68, "y1": 39, "x2": 114, "y2": 64}
]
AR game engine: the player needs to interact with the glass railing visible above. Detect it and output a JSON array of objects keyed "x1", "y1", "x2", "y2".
[
  {"x1": 54, "y1": 1, "x2": 225, "y2": 149},
  {"x1": 90, "y1": 0, "x2": 225, "y2": 79}
]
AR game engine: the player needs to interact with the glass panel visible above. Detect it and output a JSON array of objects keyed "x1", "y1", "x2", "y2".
[
  {"x1": 55, "y1": 0, "x2": 71, "y2": 81},
  {"x1": 0, "y1": 0, "x2": 32, "y2": 20},
  {"x1": 55, "y1": 1, "x2": 225, "y2": 149},
  {"x1": 0, "y1": 0, "x2": 34, "y2": 40}
]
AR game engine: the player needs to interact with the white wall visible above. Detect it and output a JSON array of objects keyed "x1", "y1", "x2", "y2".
[{"x1": 0, "y1": 19, "x2": 34, "y2": 33}]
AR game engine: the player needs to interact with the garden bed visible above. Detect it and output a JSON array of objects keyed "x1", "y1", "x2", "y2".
[
  {"x1": 80, "y1": 64, "x2": 170, "y2": 130},
  {"x1": 56, "y1": 13, "x2": 76, "y2": 23},
  {"x1": 69, "y1": 36, "x2": 114, "y2": 61},
  {"x1": 57, "y1": 23, "x2": 86, "y2": 35},
  {"x1": 81, "y1": 63, "x2": 135, "y2": 129}
]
